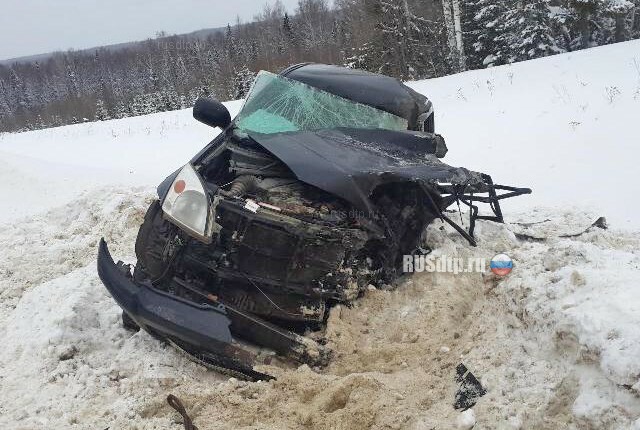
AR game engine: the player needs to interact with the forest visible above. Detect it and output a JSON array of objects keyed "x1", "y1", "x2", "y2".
[{"x1": 1, "y1": 0, "x2": 638, "y2": 132}]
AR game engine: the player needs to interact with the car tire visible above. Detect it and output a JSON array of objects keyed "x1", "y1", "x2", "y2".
[{"x1": 134, "y1": 200, "x2": 177, "y2": 282}]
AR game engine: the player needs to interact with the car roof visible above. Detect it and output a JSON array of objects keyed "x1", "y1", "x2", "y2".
[{"x1": 280, "y1": 63, "x2": 432, "y2": 131}]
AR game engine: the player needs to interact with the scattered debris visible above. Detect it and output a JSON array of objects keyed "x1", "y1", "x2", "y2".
[
  {"x1": 515, "y1": 216, "x2": 607, "y2": 242},
  {"x1": 167, "y1": 394, "x2": 198, "y2": 430},
  {"x1": 559, "y1": 216, "x2": 607, "y2": 238},
  {"x1": 454, "y1": 364, "x2": 487, "y2": 411}
]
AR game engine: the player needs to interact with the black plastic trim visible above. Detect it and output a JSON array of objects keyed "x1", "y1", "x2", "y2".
[{"x1": 97, "y1": 239, "x2": 234, "y2": 352}]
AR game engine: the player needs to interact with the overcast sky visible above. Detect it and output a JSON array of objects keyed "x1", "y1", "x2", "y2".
[{"x1": 0, "y1": 0, "x2": 300, "y2": 60}]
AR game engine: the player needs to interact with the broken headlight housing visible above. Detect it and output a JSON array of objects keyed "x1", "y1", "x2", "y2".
[{"x1": 161, "y1": 163, "x2": 211, "y2": 242}]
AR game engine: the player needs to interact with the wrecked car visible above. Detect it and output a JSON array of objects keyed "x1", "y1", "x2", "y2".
[{"x1": 97, "y1": 63, "x2": 530, "y2": 380}]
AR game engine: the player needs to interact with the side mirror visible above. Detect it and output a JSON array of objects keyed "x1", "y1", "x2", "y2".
[{"x1": 193, "y1": 97, "x2": 231, "y2": 129}]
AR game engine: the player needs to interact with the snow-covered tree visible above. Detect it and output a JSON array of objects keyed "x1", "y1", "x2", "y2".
[
  {"x1": 562, "y1": 0, "x2": 635, "y2": 48},
  {"x1": 499, "y1": 0, "x2": 562, "y2": 63},
  {"x1": 113, "y1": 101, "x2": 129, "y2": 119},
  {"x1": 296, "y1": 0, "x2": 332, "y2": 53},
  {"x1": 344, "y1": 42, "x2": 380, "y2": 71},
  {"x1": 472, "y1": 0, "x2": 509, "y2": 66},
  {"x1": 129, "y1": 93, "x2": 154, "y2": 116},
  {"x1": 179, "y1": 94, "x2": 188, "y2": 110},
  {"x1": 157, "y1": 88, "x2": 180, "y2": 111},
  {"x1": 475, "y1": 0, "x2": 562, "y2": 66},
  {"x1": 95, "y1": 98, "x2": 110, "y2": 121},
  {"x1": 34, "y1": 114, "x2": 46, "y2": 129},
  {"x1": 631, "y1": 0, "x2": 640, "y2": 39},
  {"x1": 282, "y1": 12, "x2": 298, "y2": 49},
  {"x1": 223, "y1": 24, "x2": 239, "y2": 66},
  {"x1": 568, "y1": 0, "x2": 601, "y2": 48},
  {"x1": 603, "y1": 0, "x2": 635, "y2": 42},
  {"x1": 233, "y1": 66, "x2": 256, "y2": 99}
]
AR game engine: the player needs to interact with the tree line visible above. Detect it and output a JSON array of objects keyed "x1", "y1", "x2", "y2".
[{"x1": 1, "y1": 0, "x2": 638, "y2": 133}]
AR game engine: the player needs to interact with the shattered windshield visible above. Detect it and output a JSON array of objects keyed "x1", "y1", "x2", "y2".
[{"x1": 235, "y1": 71, "x2": 408, "y2": 134}]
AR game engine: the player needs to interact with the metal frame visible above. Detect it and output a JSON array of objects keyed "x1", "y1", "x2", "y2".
[{"x1": 431, "y1": 175, "x2": 532, "y2": 246}]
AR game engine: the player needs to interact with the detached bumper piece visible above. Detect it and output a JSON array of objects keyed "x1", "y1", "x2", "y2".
[{"x1": 97, "y1": 239, "x2": 327, "y2": 381}]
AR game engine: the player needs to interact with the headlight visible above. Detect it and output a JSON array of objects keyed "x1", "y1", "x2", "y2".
[{"x1": 162, "y1": 164, "x2": 211, "y2": 241}]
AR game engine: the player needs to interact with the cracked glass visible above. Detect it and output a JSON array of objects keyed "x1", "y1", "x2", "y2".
[{"x1": 235, "y1": 71, "x2": 408, "y2": 134}]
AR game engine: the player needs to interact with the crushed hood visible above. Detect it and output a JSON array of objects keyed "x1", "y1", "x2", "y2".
[{"x1": 248, "y1": 128, "x2": 485, "y2": 212}]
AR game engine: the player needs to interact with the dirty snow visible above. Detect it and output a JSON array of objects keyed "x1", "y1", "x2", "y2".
[{"x1": 1, "y1": 41, "x2": 640, "y2": 429}]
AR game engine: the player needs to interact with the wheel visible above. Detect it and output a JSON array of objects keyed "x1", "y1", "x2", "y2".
[{"x1": 134, "y1": 200, "x2": 178, "y2": 282}]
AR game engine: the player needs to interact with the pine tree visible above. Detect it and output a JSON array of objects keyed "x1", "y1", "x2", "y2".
[
  {"x1": 113, "y1": 101, "x2": 129, "y2": 119},
  {"x1": 472, "y1": 0, "x2": 509, "y2": 67},
  {"x1": 601, "y1": 0, "x2": 635, "y2": 42},
  {"x1": 95, "y1": 98, "x2": 110, "y2": 121},
  {"x1": 344, "y1": 42, "x2": 381, "y2": 71},
  {"x1": 631, "y1": 0, "x2": 640, "y2": 39},
  {"x1": 35, "y1": 114, "x2": 46, "y2": 129},
  {"x1": 481, "y1": 0, "x2": 563, "y2": 66},
  {"x1": 567, "y1": 0, "x2": 599, "y2": 48},
  {"x1": 282, "y1": 13, "x2": 298, "y2": 48},
  {"x1": 553, "y1": 0, "x2": 635, "y2": 49},
  {"x1": 233, "y1": 66, "x2": 256, "y2": 99},
  {"x1": 493, "y1": 0, "x2": 529, "y2": 65},
  {"x1": 223, "y1": 24, "x2": 239, "y2": 65},
  {"x1": 512, "y1": 0, "x2": 562, "y2": 61},
  {"x1": 179, "y1": 94, "x2": 188, "y2": 110},
  {"x1": 343, "y1": 0, "x2": 385, "y2": 74}
]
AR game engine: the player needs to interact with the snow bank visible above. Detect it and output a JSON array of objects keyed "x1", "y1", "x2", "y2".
[
  {"x1": 0, "y1": 264, "x2": 223, "y2": 428},
  {"x1": 0, "y1": 187, "x2": 155, "y2": 326},
  {"x1": 0, "y1": 189, "x2": 225, "y2": 428},
  {"x1": 1, "y1": 41, "x2": 640, "y2": 429}
]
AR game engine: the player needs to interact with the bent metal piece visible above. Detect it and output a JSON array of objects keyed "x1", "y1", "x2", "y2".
[{"x1": 97, "y1": 239, "x2": 325, "y2": 380}]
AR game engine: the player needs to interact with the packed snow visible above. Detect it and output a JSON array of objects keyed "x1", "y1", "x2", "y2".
[{"x1": 1, "y1": 41, "x2": 640, "y2": 429}]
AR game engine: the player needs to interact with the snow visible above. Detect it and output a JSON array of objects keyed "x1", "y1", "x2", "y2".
[
  {"x1": 409, "y1": 40, "x2": 640, "y2": 229},
  {"x1": 0, "y1": 100, "x2": 244, "y2": 223},
  {"x1": 1, "y1": 40, "x2": 640, "y2": 428}
]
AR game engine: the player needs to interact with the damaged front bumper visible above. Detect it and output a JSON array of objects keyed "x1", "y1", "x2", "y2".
[{"x1": 97, "y1": 239, "x2": 327, "y2": 380}]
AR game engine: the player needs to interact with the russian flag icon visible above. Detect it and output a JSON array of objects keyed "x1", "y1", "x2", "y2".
[{"x1": 490, "y1": 254, "x2": 513, "y2": 276}]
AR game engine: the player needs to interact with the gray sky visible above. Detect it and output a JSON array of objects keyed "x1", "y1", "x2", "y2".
[{"x1": 0, "y1": 0, "x2": 300, "y2": 60}]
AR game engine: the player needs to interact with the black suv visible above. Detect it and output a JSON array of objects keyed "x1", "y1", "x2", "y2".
[{"x1": 98, "y1": 63, "x2": 529, "y2": 380}]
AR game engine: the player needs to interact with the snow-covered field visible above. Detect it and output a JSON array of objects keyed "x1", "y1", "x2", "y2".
[{"x1": 1, "y1": 41, "x2": 639, "y2": 429}]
